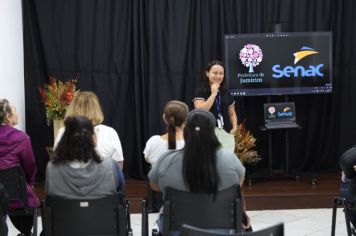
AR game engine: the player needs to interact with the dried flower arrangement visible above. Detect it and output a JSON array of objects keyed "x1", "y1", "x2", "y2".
[
  {"x1": 234, "y1": 121, "x2": 261, "y2": 166},
  {"x1": 39, "y1": 76, "x2": 78, "y2": 125}
]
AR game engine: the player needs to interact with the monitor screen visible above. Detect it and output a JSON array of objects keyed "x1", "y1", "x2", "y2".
[
  {"x1": 224, "y1": 32, "x2": 332, "y2": 96},
  {"x1": 264, "y1": 102, "x2": 296, "y2": 123}
]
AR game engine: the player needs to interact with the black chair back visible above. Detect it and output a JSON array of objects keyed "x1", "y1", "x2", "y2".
[
  {"x1": 180, "y1": 223, "x2": 284, "y2": 236},
  {"x1": 0, "y1": 166, "x2": 38, "y2": 235},
  {"x1": 0, "y1": 166, "x2": 28, "y2": 208},
  {"x1": 162, "y1": 185, "x2": 243, "y2": 235},
  {"x1": 43, "y1": 194, "x2": 130, "y2": 236}
]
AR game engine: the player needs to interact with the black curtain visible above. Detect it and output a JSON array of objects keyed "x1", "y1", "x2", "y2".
[{"x1": 22, "y1": 0, "x2": 356, "y2": 180}]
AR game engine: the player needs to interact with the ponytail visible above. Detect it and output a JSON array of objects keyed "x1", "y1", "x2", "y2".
[
  {"x1": 163, "y1": 100, "x2": 189, "y2": 150},
  {"x1": 167, "y1": 116, "x2": 176, "y2": 149}
]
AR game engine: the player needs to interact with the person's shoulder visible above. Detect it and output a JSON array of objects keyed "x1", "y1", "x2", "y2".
[
  {"x1": 5, "y1": 126, "x2": 29, "y2": 143},
  {"x1": 216, "y1": 149, "x2": 244, "y2": 172},
  {"x1": 193, "y1": 86, "x2": 208, "y2": 101},
  {"x1": 146, "y1": 135, "x2": 163, "y2": 144},
  {"x1": 95, "y1": 124, "x2": 118, "y2": 135},
  {"x1": 95, "y1": 124, "x2": 112, "y2": 131},
  {"x1": 216, "y1": 148, "x2": 238, "y2": 160},
  {"x1": 166, "y1": 148, "x2": 183, "y2": 155},
  {"x1": 162, "y1": 149, "x2": 183, "y2": 160},
  {"x1": 220, "y1": 89, "x2": 232, "y2": 98},
  {"x1": 144, "y1": 135, "x2": 164, "y2": 160},
  {"x1": 101, "y1": 157, "x2": 116, "y2": 167},
  {"x1": 156, "y1": 149, "x2": 183, "y2": 166},
  {"x1": 220, "y1": 90, "x2": 235, "y2": 105}
]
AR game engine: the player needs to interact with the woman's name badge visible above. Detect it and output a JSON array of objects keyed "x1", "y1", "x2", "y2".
[
  {"x1": 218, "y1": 113, "x2": 224, "y2": 127},
  {"x1": 217, "y1": 118, "x2": 222, "y2": 128}
]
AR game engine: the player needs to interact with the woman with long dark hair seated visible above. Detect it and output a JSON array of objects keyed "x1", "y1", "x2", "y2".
[
  {"x1": 46, "y1": 116, "x2": 124, "y2": 199},
  {"x1": 148, "y1": 109, "x2": 245, "y2": 235}
]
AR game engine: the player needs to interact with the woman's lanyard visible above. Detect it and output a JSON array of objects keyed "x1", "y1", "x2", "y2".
[{"x1": 215, "y1": 93, "x2": 224, "y2": 128}]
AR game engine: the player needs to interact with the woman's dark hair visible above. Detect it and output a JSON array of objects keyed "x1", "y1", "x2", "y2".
[
  {"x1": 52, "y1": 116, "x2": 102, "y2": 164},
  {"x1": 0, "y1": 99, "x2": 12, "y2": 124},
  {"x1": 164, "y1": 101, "x2": 189, "y2": 149},
  {"x1": 182, "y1": 109, "x2": 221, "y2": 196},
  {"x1": 340, "y1": 146, "x2": 356, "y2": 179},
  {"x1": 201, "y1": 60, "x2": 226, "y2": 93}
]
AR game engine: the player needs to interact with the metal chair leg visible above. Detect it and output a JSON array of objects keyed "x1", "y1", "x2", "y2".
[
  {"x1": 344, "y1": 201, "x2": 352, "y2": 236},
  {"x1": 331, "y1": 197, "x2": 338, "y2": 236},
  {"x1": 33, "y1": 208, "x2": 38, "y2": 236}
]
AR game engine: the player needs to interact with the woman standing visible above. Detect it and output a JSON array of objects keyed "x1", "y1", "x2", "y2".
[
  {"x1": 193, "y1": 60, "x2": 238, "y2": 134},
  {"x1": 0, "y1": 99, "x2": 39, "y2": 236}
]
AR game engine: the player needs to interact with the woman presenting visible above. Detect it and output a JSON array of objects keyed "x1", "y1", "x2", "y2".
[{"x1": 193, "y1": 60, "x2": 238, "y2": 134}]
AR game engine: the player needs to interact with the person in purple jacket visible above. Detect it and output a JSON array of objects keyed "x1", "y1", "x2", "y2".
[{"x1": 0, "y1": 99, "x2": 39, "y2": 236}]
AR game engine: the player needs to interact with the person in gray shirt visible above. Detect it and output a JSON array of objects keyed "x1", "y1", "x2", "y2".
[
  {"x1": 46, "y1": 116, "x2": 124, "y2": 199},
  {"x1": 149, "y1": 109, "x2": 245, "y2": 234}
]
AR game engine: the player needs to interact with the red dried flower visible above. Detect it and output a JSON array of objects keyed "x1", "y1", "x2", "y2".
[{"x1": 39, "y1": 76, "x2": 78, "y2": 125}]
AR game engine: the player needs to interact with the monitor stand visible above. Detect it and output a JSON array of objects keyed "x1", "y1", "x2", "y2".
[{"x1": 246, "y1": 94, "x2": 318, "y2": 186}]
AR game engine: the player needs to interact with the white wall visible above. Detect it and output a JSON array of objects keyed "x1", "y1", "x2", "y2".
[{"x1": 0, "y1": 0, "x2": 25, "y2": 131}]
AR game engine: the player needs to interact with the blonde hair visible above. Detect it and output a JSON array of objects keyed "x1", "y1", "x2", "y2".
[{"x1": 65, "y1": 91, "x2": 104, "y2": 125}]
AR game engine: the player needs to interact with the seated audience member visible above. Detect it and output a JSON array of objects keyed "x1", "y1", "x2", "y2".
[
  {"x1": 339, "y1": 145, "x2": 356, "y2": 227},
  {"x1": 54, "y1": 91, "x2": 124, "y2": 169},
  {"x1": 47, "y1": 116, "x2": 124, "y2": 198},
  {"x1": 148, "y1": 109, "x2": 245, "y2": 235},
  {"x1": 144, "y1": 100, "x2": 188, "y2": 164},
  {"x1": 0, "y1": 99, "x2": 40, "y2": 236},
  {"x1": 143, "y1": 100, "x2": 188, "y2": 212}
]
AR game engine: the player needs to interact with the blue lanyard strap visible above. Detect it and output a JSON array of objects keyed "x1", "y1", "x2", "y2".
[{"x1": 215, "y1": 93, "x2": 221, "y2": 115}]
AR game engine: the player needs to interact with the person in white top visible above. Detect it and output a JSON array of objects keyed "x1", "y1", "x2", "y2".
[
  {"x1": 54, "y1": 91, "x2": 124, "y2": 169},
  {"x1": 143, "y1": 101, "x2": 188, "y2": 164}
]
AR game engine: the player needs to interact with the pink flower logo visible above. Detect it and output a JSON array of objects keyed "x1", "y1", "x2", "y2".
[
  {"x1": 268, "y1": 107, "x2": 276, "y2": 115},
  {"x1": 239, "y1": 44, "x2": 263, "y2": 73}
]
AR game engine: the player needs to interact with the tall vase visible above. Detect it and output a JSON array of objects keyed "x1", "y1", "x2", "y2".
[{"x1": 53, "y1": 119, "x2": 64, "y2": 142}]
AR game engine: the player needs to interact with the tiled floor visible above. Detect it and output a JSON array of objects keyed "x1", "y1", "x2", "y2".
[{"x1": 7, "y1": 208, "x2": 350, "y2": 236}]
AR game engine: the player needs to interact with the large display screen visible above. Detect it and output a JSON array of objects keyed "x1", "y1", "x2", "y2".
[{"x1": 224, "y1": 32, "x2": 332, "y2": 96}]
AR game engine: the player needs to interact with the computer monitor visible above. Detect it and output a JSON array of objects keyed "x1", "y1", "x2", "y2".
[{"x1": 224, "y1": 32, "x2": 332, "y2": 96}]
